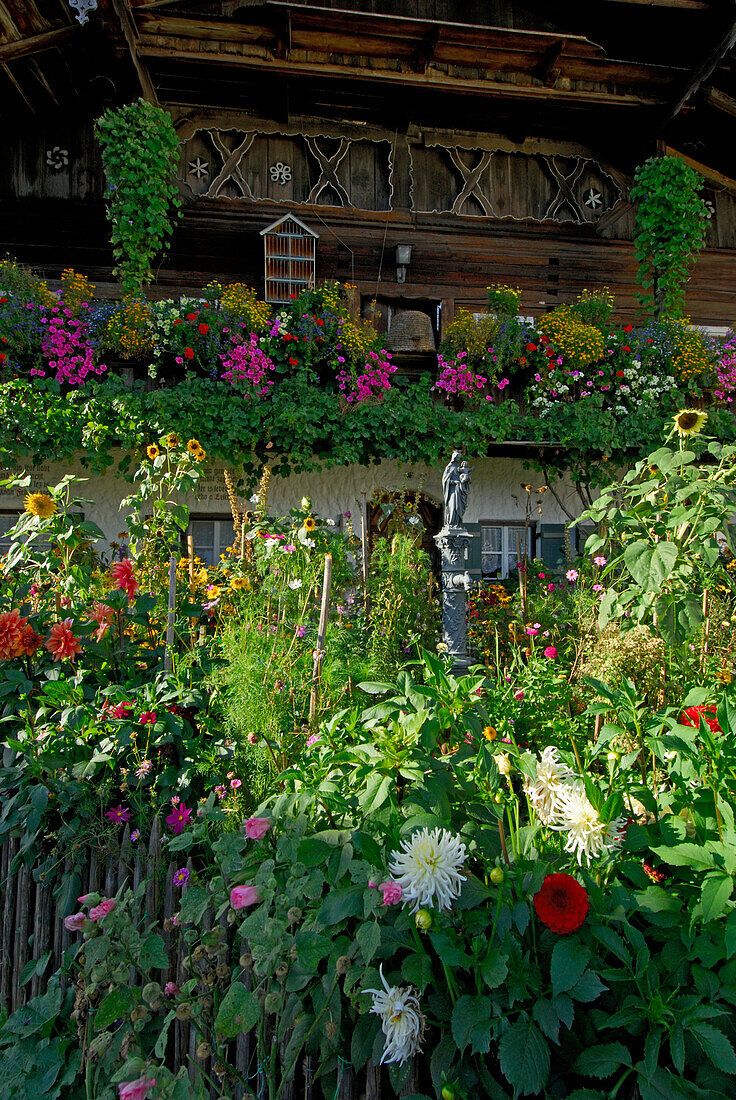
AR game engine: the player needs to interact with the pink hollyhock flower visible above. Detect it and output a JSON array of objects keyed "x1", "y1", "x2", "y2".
[
  {"x1": 376, "y1": 881, "x2": 403, "y2": 906},
  {"x1": 166, "y1": 802, "x2": 193, "y2": 834},
  {"x1": 110, "y1": 558, "x2": 139, "y2": 600},
  {"x1": 118, "y1": 1077, "x2": 156, "y2": 1100},
  {"x1": 105, "y1": 804, "x2": 131, "y2": 824},
  {"x1": 89, "y1": 898, "x2": 117, "y2": 922},
  {"x1": 164, "y1": 981, "x2": 179, "y2": 997},
  {"x1": 245, "y1": 817, "x2": 271, "y2": 839},
  {"x1": 543, "y1": 646, "x2": 558, "y2": 660},
  {"x1": 230, "y1": 884, "x2": 260, "y2": 909},
  {"x1": 64, "y1": 912, "x2": 87, "y2": 932}
]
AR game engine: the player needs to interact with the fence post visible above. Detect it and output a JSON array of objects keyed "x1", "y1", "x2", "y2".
[{"x1": 309, "y1": 554, "x2": 333, "y2": 723}]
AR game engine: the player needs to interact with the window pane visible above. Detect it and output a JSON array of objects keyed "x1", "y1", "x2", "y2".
[
  {"x1": 0, "y1": 514, "x2": 18, "y2": 555},
  {"x1": 189, "y1": 520, "x2": 216, "y2": 567}
]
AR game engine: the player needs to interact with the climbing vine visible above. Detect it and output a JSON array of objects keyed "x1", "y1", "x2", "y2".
[
  {"x1": 631, "y1": 155, "x2": 710, "y2": 317},
  {"x1": 95, "y1": 99, "x2": 182, "y2": 294}
]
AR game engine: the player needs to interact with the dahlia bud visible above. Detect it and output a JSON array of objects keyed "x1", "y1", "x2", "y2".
[
  {"x1": 415, "y1": 909, "x2": 432, "y2": 932},
  {"x1": 489, "y1": 867, "x2": 505, "y2": 885}
]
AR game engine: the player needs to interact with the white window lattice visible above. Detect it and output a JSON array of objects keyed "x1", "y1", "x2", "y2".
[{"x1": 480, "y1": 524, "x2": 530, "y2": 579}]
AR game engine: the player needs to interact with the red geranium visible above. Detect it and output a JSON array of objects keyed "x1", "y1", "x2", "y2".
[
  {"x1": 184, "y1": 347, "x2": 194, "y2": 360},
  {"x1": 198, "y1": 323, "x2": 209, "y2": 335},
  {"x1": 681, "y1": 704, "x2": 721, "y2": 732},
  {"x1": 616, "y1": 370, "x2": 625, "y2": 378},
  {"x1": 526, "y1": 342, "x2": 536, "y2": 352},
  {"x1": 186, "y1": 312, "x2": 197, "y2": 321},
  {"x1": 533, "y1": 873, "x2": 589, "y2": 934}
]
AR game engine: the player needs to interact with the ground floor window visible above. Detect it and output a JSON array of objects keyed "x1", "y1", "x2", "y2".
[
  {"x1": 0, "y1": 512, "x2": 19, "y2": 556},
  {"x1": 480, "y1": 524, "x2": 532, "y2": 579},
  {"x1": 186, "y1": 516, "x2": 235, "y2": 567}
]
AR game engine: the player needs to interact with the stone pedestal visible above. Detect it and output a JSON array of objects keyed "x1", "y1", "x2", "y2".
[{"x1": 434, "y1": 525, "x2": 476, "y2": 673}]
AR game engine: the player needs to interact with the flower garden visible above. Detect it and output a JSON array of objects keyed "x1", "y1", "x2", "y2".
[{"x1": 2, "y1": 102, "x2": 736, "y2": 1100}]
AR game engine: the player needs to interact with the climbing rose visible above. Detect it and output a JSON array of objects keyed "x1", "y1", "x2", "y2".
[{"x1": 533, "y1": 873, "x2": 589, "y2": 934}]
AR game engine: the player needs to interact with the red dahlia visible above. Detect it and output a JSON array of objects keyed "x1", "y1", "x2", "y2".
[
  {"x1": 681, "y1": 704, "x2": 721, "y2": 733},
  {"x1": 533, "y1": 873, "x2": 589, "y2": 934}
]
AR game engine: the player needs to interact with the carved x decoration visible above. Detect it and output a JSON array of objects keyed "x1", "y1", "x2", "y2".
[
  {"x1": 543, "y1": 156, "x2": 587, "y2": 222},
  {"x1": 449, "y1": 150, "x2": 496, "y2": 216},
  {"x1": 205, "y1": 132, "x2": 255, "y2": 198},
  {"x1": 305, "y1": 137, "x2": 352, "y2": 206}
]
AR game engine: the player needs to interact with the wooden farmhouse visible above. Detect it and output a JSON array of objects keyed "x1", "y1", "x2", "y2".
[{"x1": 2, "y1": 0, "x2": 736, "y2": 576}]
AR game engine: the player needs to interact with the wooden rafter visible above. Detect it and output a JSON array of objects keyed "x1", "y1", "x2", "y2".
[
  {"x1": 704, "y1": 85, "x2": 736, "y2": 117},
  {"x1": 109, "y1": 0, "x2": 158, "y2": 103},
  {"x1": 0, "y1": 24, "x2": 80, "y2": 63},
  {"x1": 664, "y1": 143, "x2": 736, "y2": 196},
  {"x1": 658, "y1": 14, "x2": 736, "y2": 130}
]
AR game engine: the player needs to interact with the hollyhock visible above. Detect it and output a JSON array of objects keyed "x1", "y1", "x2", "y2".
[
  {"x1": 244, "y1": 817, "x2": 271, "y2": 839},
  {"x1": 89, "y1": 898, "x2": 117, "y2": 922},
  {"x1": 166, "y1": 802, "x2": 193, "y2": 834},
  {"x1": 533, "y1": 873, "x2": 589, "y2": 933},
  {"x1": 63, "y1": 912, "x2": 87, "y2": 932},
  {"x1": 118, "y1": 1077, "x2": 156, "y2": 1100},
  {"x1": 45, "y1": 619, "x2": 83, "y2": 661},
  {"x1": 230, "y1": 884, "x2": 260, "y2": 909},
  {"x1": 110, "y1": 558, "x2": 139, "y2": 600}
]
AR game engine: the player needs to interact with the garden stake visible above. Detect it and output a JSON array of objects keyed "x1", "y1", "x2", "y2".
[
  {"x1": 187, "y1": 533, "x2": 196, "y2": 643},
  {"x1": 309, "y1": 553, "x2": 332, "y2": 723},
  {"x1": 361, "y1": 490, "x2": 369, "y2": 611},
  {"x1": 164, "y1": 553, "x2": 177, "y2": 672}
]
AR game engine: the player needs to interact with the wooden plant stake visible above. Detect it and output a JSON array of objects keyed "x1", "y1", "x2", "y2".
[
  {"x1": 361, "y1": 491, "x2": 369, "y2": 611},
  {"x1": 701, "y1": 588, "x2": 710, "y2": 670},
  {"x1": 187, "y1": 534, "x2": 197, "y2": 643},
  {"x1": 309, "y1": 554, "x2": 333, "y2": 723},
  {"x1": 164, "y1": 553, "x2": 177, "y2": 672}
]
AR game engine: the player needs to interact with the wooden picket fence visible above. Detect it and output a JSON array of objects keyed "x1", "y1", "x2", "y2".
[{"x1": 0, "y1": 821, "x2": 415, "y2": 1100}]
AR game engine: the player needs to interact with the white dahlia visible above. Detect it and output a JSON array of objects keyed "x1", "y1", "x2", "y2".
[
  {"x1": 550, "y1": 782, "x2": 625, "y2": 866},
  {"x1": 524, "y1": 746, "x2": 574, "y2": 823},
  {"x1": 365, "y1": 966, "x2": 425, "y2": 1065},
  {"x1": 388, "y1": 827, "x2": 466, "y2": 913}
]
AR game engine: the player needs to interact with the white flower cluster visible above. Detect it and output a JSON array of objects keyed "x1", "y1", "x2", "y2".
[
  {"x1": 531, "y1": 356, "x2": 680, "y2": 417},
  {"x1": 524, "y1": 747, "x2": 624, "y2": 865}
]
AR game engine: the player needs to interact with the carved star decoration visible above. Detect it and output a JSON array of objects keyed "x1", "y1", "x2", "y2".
[
  {"x1": 583, "y1": 188, "x2": 602, "y2": 209},
  {"x1": 188, "y1": 157, "x2": 210, "y2": 179}
]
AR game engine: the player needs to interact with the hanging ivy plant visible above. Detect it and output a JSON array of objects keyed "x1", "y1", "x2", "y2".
[
  {"x1": 631, "y1": 155, "x2": 710, "y2": 318},
  {"x1": 95, "y1": 99, "x2": 182, "y2": 294}
]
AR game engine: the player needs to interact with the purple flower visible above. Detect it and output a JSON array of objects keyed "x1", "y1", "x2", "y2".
[
  {"x1": 105, "y1": 805, "x2": 131, "y2": 824},
  {"x1": 173, "y1": 867, "x2": 190, "y2": 887}
]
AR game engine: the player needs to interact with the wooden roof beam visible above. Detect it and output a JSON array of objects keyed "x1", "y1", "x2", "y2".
[
  {"x1": 109, "y1": 0, "x2": 159, "y2": 103},
  {"x1": 704, "y1": 85, "x2": 736, "y2": 117},
  {"x1": 664, "y1": 143, "x2": 736, "y2": 196},
  {"x1": 409, "y1": 27, "x2": 440, "y2": 74},
  {"x1": 657, "y1": 13, "x2": 736, "y2": 130},
  {"x1": 0, "y1": 24, "x2": 80, "y2": 63},
  {"x1": 2, "y1": 62, "x2": 35, "y2": 113}
]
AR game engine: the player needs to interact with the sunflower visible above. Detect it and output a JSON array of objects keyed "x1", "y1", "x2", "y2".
[
  {"x1": 673, "y1": 409, "x2": 707, "y2": 436},
  {"x1": 482, "y1": 726, "x2": 497, "y2": 742},
  {"x1": 194, "y1": 447, "x2": 206, "y2": 463},
  {"x1": 24, "y1": 492, "x2": 56, "y2": 518},
  {"x1": 166, "y1": 432, "x2": 180, "y2": 448},
  {"x1": 304, "y1": 516, "x2": 316, "y2": 532},
  {"x1": 147, "y1": 444, "x2": 160, "y2": 460},
  {"x1": 187, "y1": 438, "x2": 201, "y2": 454}
]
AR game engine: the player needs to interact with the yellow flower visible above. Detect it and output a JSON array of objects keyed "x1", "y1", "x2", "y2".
[
  {"x1": 24, "y1": 492, "x2": 56, "y2": 518},
  {"x1": 230, "y1": 576, "x2": 249, "y2": 591},
  {"x1": 194, "y1": 447, "x2": 206, "y2": 463},
  {"x1": 166, "y1": 432, "x2": 180, "y2": 448},
  {"x1": 304, "y1": 516, "x2": 316, "y2": 532},
  {"x1": 483, "y1": 726, "x2": 497, "y2": 742},
  {"x1": 673, "y1": 409, "x2": 707, "y2": 436},
  {"x1": 716, "y1": 667, "x2": 733, "y2": 685},
  {"x1": 147, "y1": 444, "x2": 160, "y2": 460},
  {"x1": 187, "y1": 439, "x2": 201, "y2": 454}
]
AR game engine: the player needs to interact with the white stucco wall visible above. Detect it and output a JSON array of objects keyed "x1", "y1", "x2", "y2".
[{"x1": 0, "y1": 452, "x2": 587, "y2": 552}]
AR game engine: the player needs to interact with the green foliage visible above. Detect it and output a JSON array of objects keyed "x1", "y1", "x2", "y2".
[
  {"x1": 631, "y1": 155, "x2": 710, "y2": 317},
  {"x1": 367, "y1": 532, "x2": 439, "y2": 678},
  {"x1": 95, "y1": 100, "x2": 182, "y2": 294}
]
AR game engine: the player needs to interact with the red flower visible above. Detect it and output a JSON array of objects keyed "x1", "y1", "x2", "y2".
[
  {"x1": 533, "y1": 873, "x2": 589, "y2": 934},
  {"x1": 0, "y1": 353, "x2": 6, "y2": 364},
  {"x1": 45, "y1": 619, "x2": 83, "y2": 662},
  {"x1": 643, "y1": 859, "x2": 669, "y2": 884},
  {"x1": 526, "y1": 342, "x2": 537, "y2": 352},
  {"x1": 184, "y1": 347, "x2": 194, "y2": 360},
  {"x1": 622, "y1": 345, "x2": 631, "y2": 353},
  {"x1": 173, "y1": 319, "x2": 183, "y2": 325},
  {"x1": 616, "y1": 370, "x2": 625, "y2": 378},
  {"x1": 0, "y1": 609, "x2": 27, "y2": 661},
  {"x1": 520, "y1": 357, "x2": 527, "y2": 365},
  {"x1": 186, "y1": 312, "x2": 197, "y2": 321},
  {"x1": 19, "y1": 624, "x2": 43, "y2": 655},
  {"x1": 198, "y1": 323, "x2": 209, "y2": 335},
  {"x1": 624, "y1": 324, "x2": 633, "y2": 333},
  {"x1": 110, "y1": 559, "x2": 139, "y2": 600},
  {"x1": 681, "y1": 704, "x2": 721, "y2": 732},
  {"x1": 288, "y1": 357, "x2": 299, "y2": 366},
  {"x1": 139, "y1": 710, "x2": 157, "y2": 724}
]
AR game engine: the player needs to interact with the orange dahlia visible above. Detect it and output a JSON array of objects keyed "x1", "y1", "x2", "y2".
[
  {"x1": 0, "y1": 609, "x2": 27, "y2": 661},
  {"x1": 45, "y1": 619, "x2": 83, "y2": 662}
]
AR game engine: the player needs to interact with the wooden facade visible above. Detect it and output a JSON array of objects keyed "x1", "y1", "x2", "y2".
[{"x1": 2, "y1": 0, "x2": 736, "y2": 325}]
